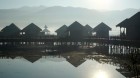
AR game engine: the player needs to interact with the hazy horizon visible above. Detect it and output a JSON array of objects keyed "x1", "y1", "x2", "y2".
[
  {"x1": 0, "y1": 0, "x2": 140, "y2": 10},
  {"x1": 1, "y1": 5, "x2": 140, "y2": 11}
]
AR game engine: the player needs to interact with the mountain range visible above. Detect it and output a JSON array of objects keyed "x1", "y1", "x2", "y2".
[{"x1": 0, "y1": 6, "x2": 139, "y2": 35}]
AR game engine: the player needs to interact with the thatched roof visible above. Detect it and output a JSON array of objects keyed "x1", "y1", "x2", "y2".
[
  {"x1": 116, "y1": 12, "x2": 140, "y2": 27},
  {"x1": 1, "y1": 23, "x2": 20, "y2": 32},
  {"x1": 116, "y1": 19, "x2": 130, "y2": 27},
  {"x1": 55, "y1": 25, "x2": 67, "y2": 33},
  {"x1": 68, "y1": 21, "x2": 84, "y2": 30},
  {"x1": 93, "y1": 22, "x2": 111, "y2": 31},
  {"x1": 0, "y1": 23, "x2": 20, "y2": 36},
  {"x1": 22, "y1": 23, "x2": 42, "y2": 32},
  {"x1": 85, "y1": 24, "x2": 93, "y2": 31},
  {"x1": 129, "y1": 12, "x2": 140, "y2": 26}
]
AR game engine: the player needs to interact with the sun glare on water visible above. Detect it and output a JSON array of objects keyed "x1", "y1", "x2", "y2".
[
  {"x1": 93, "y1": 70, "x2": 109, "y2": 78},
  {"x1": 87, "y1": 0, "x2": 113, "y2": 10}
]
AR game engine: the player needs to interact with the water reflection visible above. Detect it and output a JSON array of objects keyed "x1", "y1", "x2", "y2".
[
  {"x1": 93, "y1": 70, "x2": 109, "y2": 78},
  {"x1": 0, "y1": 44, "x2": 140, "y2": 78}
]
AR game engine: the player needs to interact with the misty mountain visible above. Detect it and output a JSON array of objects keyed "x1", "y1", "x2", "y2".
[{"x1": 0, "y1": 6, "x2": 139, "y2": 35}]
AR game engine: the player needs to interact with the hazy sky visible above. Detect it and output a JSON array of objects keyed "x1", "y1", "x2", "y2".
[{"x1": 0, "y1": 0, "x2": 140, "y2": 10}]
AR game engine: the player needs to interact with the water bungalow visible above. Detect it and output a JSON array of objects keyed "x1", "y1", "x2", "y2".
[
  {"x1": 55, "y1": 25, "x2": 68, "y2": 38},
  {"x1": 84, "y1": 24, "x2": 93, "y2": 37},
  {"x1": 0, "y1": 23, "x2": 20, "y2": 38},
  {"x1": 116, "y1": 12, "x2": 140, "y2": 40},
  {"x1": 20, "y1": 23, "x2": 42, "y2": 37},
  {"x1": 67, "y1": 21, "x2": 84, "y2": 41},
  {"x1": 93, "y1": 22, "x2": 111, "y2": 38}
]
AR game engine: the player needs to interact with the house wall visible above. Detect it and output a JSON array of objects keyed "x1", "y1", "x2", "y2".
[
  {"x1": 96, "y1": 30, "x2": 109, "y2": 38},
  {"x1": 83, "y1": 30, "x2": 92, "y2": 37},
  {"x1": 21, "y1": 30, "x2": 41, "y2": 37},
  {"x1": 126, "y1": 26, "x2": 137, "y2": 40},
  {"x1": 136, "y1": 25, "x2": 140, "y2": 40},
  {"x1": 1, "y1": 30, "x2": 20, "y2": 38},
  {"x1": 57, "y1": 31, "x2": 68, "y2": 38},
  {"x1": 69, "y1": 29, "x2": 84, "y2": 41}
]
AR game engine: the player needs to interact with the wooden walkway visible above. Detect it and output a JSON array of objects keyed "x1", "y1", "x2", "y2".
[{"x1": 0, "y1": 36, "x2": 140, "y2": 47}]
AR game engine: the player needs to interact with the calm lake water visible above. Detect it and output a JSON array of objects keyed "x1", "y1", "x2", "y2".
[{"x1": 0, "y1": 45, "x2": 139, "y2": 78}]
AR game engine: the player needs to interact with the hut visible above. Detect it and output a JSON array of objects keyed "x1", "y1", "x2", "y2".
[
  {"x1": 20, "y1": 23, "x2": 42, "y2": 37},
  {"x1": 84, "y1": 24, "x2": 93, "y2": 37},
  {"x1": 116, "y1": 12, "x2": 140, "y2": 40},
  {"x1": 93, "y1": 22, "x2": 111, "y2": 38},
  {"x1": 67, "y1": 21, "x2": 84, "y2": 41},
  {"x1": 55, "y1": 25, "x2": 68, "y2": 38},
  {"x1": 0, "y1": 23, "x2": 20, "y2": 37}
]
